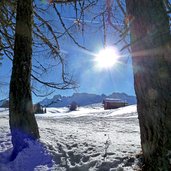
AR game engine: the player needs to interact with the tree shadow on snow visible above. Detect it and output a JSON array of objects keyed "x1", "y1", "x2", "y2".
[{"x1": 0, "y1": 137, "x2": 53, "y2": 171}]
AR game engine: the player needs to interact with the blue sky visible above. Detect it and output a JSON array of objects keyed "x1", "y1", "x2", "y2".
[{"x1": 0, "y1": 1, "x2": 135, "y2": 103}]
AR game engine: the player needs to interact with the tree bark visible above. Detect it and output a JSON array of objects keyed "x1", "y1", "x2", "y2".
[
  {"x1": 9, "y1": 0, "x2": 39, "y2": 160},
  {"x1": 125, "y1": 1, "x2": 171, "y2": 170}
]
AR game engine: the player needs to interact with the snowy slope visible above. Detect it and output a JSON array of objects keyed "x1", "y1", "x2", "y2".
[{"x1": 0, "y1": 105, "x2": 141, "y2": 171}]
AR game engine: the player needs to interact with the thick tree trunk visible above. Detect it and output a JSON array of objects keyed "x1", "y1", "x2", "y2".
[
  {"x1": 126, "y1": 1, "x2": 171, "y2": 170},
  {"x1": 9, "y1": 0, "x2": 39, "y2": 160}
]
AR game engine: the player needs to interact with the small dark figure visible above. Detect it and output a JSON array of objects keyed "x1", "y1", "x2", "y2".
[
  {"x1": 34, "y1": 103, "x2": 44, "y2": 114},
  {"x1": 69, "y1": 101, "x2": 78, "y2": 111},
  {"x1": 44, "y1": 108, "x2": 47, "y2": 113}
]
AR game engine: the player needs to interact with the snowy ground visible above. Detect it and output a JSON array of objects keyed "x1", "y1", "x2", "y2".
[{"x1": 0, "y1": 105, "x2": 142, "y2": 171}]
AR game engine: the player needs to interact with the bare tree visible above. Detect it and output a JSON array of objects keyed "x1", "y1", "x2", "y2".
[
  {"x1": 9, "y1": 0, "x2": 39, "y2": 160},
  {"x1": 0, "y1": 0, "x2": 87, "y2": 94},
  {"x1": 1, "y1": 0, "x2": 96, "y2": 160}
]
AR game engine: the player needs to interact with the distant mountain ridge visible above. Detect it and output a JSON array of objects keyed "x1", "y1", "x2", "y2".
[{"x1": 39, "y1": 92, "x2": 137, "y2": 107}]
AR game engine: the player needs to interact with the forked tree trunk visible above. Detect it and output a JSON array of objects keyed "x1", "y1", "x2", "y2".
[
  {"x1": 125, "y1": 1, "x2": 171, "y2": 170},
  {"x1": 9, "y1": 0, "x2": 39, "y2": 160}
]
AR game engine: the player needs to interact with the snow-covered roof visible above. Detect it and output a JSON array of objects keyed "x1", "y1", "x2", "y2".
[{"x1": 103, "y1": 98, "x2": 126, "y2": 103}]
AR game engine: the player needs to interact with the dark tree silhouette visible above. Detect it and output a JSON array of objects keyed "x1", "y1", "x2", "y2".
[
  {"x1": 9, "y1": 0, "x2": 39, "y2": 160},
  {"x1": 126, "y1": 1, "x2": 171, "y2": 170}
]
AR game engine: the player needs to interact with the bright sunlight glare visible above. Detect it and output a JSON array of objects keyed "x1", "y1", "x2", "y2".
[{"x1": 94, "y1": 47, "x2": 120, "y2": 70}]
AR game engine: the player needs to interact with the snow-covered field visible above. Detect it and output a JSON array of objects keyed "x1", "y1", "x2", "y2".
[{"x1": 0, "y1": 105, "x2": 142, "y2": 171}]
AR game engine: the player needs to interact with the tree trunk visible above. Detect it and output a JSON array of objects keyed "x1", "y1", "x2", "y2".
[
  {"x1": 125, "y1": 1, "x2": 171, "y2": 170},
  {"x1": 9, "y1": 0, "x2": 39, "y2": 160}
]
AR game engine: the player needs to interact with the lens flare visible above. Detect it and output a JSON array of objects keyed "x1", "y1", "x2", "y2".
[{"x1": 94, "y1": 47, "x2": 120, "y2": 70}]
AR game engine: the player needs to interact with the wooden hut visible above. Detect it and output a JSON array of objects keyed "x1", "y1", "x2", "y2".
[{"x1": 103, "y1": 98, "x2": 128, "y2": 110}]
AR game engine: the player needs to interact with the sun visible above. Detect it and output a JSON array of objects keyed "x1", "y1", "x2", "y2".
[{"x1": 94, "y1": 47, "x2": 120, "y2": 70}]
